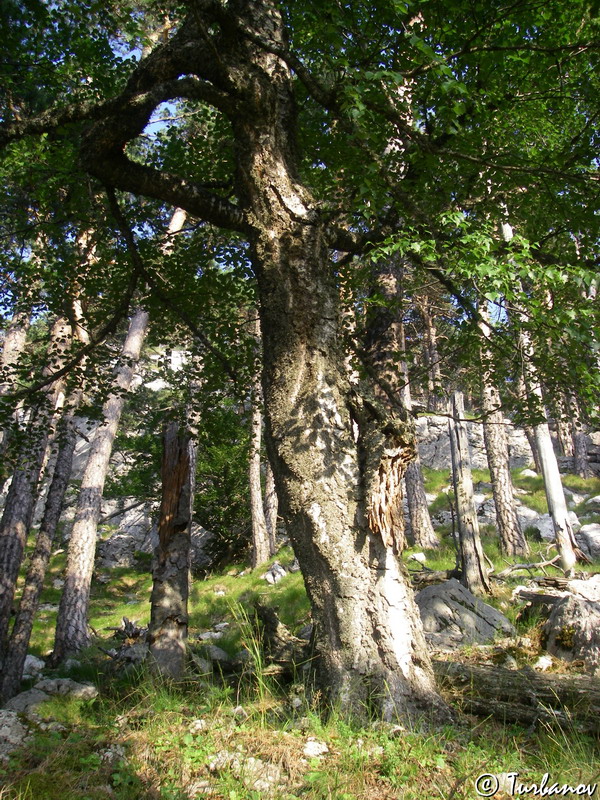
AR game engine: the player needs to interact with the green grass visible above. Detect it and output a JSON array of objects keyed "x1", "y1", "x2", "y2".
[{"x1": 5, "y1": 475, "x2": 600, "y2": 799}]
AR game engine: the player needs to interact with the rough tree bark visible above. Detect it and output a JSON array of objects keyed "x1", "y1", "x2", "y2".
[
  {"x1": 77, "y1": 0, "x2": 449, "y2": 722},
  {"x1": 51, "y1": 307, "x2": 150, "y2": 662},
  {"x1": 0, "y1": 308, "x2": 30, "y2": 457},
  {"x1": 0, "y1": 415, "x2": 77, "y2": 700},
  {"x1": 418, "y1": 296, "x2": 445, "y2": 413},
  {"x1": 448, "y1": 391, "x2": 491, "y2": 594},
  {"x1": 148, "y1": 421, "x2": 195, "y2": 679},
  {"x1": 0, "y1": 316, "x2": 70, "y2": 660},
  {"x1": 478, "y1": 304, "x2": 528, "y2": 556},
  {"x1": 264, "y1": 458, "x2": 279, "y2": 554},
  {"x1": 248, "y1": 315, "x2": 271, "y2": 567}
]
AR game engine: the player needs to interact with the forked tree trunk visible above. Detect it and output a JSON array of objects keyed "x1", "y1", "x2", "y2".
[
  {"x1": 148, "y1": 421, "x2": 195, "y2": 679},
  {"x1": 51, "y1": 308, "x2": 149, "y2": 662},
  {"x1": 0, "y1": 316, "x2": 70, "y2": 660},
  {"x1": 448, "y1": 392, "x2": 490, "y2": 594},
  {"x1": 81, "y1": 0, "x2": 448, "y2": 724},
  {"x1": 478, "y1": 305, "x2": 528, "y2": 556},
  {"x1": 0, "y1": 415, "x2": 77, "y2": 700},
  {"x1": 230, "y1": 5, "x2": 447, "y2": 723}
]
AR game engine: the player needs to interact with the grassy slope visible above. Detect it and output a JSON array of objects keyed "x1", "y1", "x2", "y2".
[{"x1": 2, "y1": 470, "x2": 600, "y2": 799}]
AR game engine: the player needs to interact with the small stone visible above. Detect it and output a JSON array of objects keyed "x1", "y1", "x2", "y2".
[
  {"x1": 303, "y1": 738, "x2": 329, "y2": 758},
  {"x1": 520, "y1": 469, "x2": 538, "y2": 478},
  {"x1": 261, "y1": 561, "x2": 287, "y2": 585},
  {"x1": 197, "y1": 631, "x2": 223, "y2": 641},
  {"x1": 290, "y1": 696, "x2": 302, "y2": 709},
  {"x1": 232, "y1": 705, "x2": 249, "y2": 720},
  {"x1": 214, "y1": 622, "x2": 230, "y2": 631},
  {"x1": 534, "y1": 655, "x2": 553, "y2": 671},
  {"x1": 52, "y1": 578, "x2": 64, "y2": 590},
  {"x1": 22, "y1": 654, "x2": 45, "y2": 679},
  {"x1": 34, "y1": 678, "x2": 98, "y2": 700},
  {"x1": 204, "y1": 645, "x2": 231, "y2": 663},
  {"x1": 409, "y1": 552, "x2": 427, "y2": 565},
  {"x1": 503, "y1": 655, "x2": 518, "y2": 670},
  {"x1": 189, "y1": 718, "x2": 208, "y2": 733},
  {"x1": 4, "y1": 688, "x2": 50, "y2": 715}
]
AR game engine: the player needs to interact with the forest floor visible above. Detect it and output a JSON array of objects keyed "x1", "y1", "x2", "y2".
[{"x1": 2, "y1": 470, "x2": 600, "y2": 799}]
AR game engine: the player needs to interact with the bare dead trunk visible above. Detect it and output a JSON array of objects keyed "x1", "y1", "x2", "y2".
[
  {"x1": 0, "y1": 316, "x2": 70, "y2": 660},
  {"x1": 449, "y1": 392, "x2": 491, "y2": 594},
  {"x1": 0, "y1": 415, "x2": 77, "y2": 701},
  {"x1": 148, "y1": 421, "x2": 195, "y2": 679},
  {"x1": 518, "y1": 330, "x2": 579, "y2": 575},
  {"x1": 51, "y1": 308, "x2": 149, "y2": 662}
]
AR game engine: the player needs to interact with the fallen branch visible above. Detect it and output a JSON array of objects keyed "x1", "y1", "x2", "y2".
[{"x1": 495, "y1": 555, "x2": 562, "y2": 579}]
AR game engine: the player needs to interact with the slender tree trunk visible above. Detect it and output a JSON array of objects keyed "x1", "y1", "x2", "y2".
[
  {"x1": 249, "y1": 317, "x2": 271, "y2": 567},
  {"x1": 448, "y1": 392, "x2": 490, "y2": 594},
  {"x1": 0, "y1": 415, "x2": 77, "y2": 700},
  {"x1": 264, "y1": 458, "x2": 279, "y2": 555},
  {"x1": 517, "y1": 327, "x2": 579, "y2": 575},
  {"x1": 419, "y1": 297, "x2": 445, "y2": 413},
  {"x1": 398, "y1": 310, "x2": 439, "y2": 550},
  {"x1": 51, "y1": 308, "x2": 149, "y2": 662},
  {"x1": 478, "y1": 305, "x2": 528, "y2": 556},
  {"x1": 148, "y1": 421, "x2": 195, "y2": 679},
  {"x1": 572, "y1": 400, "x2": 590, "y2": 479},
  {"x1": 0, "y1": 309, "x2": 30, "y2": 457},
  {"x1": 0, "y1": 316, "x2": 70, "y2": 660}
]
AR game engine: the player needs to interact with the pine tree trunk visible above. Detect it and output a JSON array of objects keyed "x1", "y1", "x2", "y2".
[
  {"x1": 148, "y1": 421, "x2": 195, "y2": 679},
  {"x1": 419, "y1": 298, "x2": 445, "y2": 413},
  {"x1": 249, "y1": 318, "x2": 271, "y2": 568},
  {"x1": 572, "y1": 401, "x2": 590, "y2": 479},
  {"x1": 0, "y1": 309, "x2": 30, "y2": 456},
  {"x1": 518, "y1": 330, "x2": 579, "y2": 575},
  {"x1": 449, "y1": 392, "x2": 490, "y2": 594},
  {"x1": 264, "y1": 459, "x2": 279, "y2": 555},
  {"x1": 0, "y1": 416, "x2": 77, "y2": 701},
  {"x1": 479, "y1": 305, "x2": 527, "y2": 556},
  {"x1": 0, "y1": 316, "x2": 70, "y2": 660},
  {"x1": 51, "y1": 308, "x2": 149, "y2": 662}
]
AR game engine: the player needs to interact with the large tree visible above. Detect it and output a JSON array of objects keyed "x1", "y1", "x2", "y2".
[{"x1": 1, "y1": 0, "x2": 597, "y2": 720}]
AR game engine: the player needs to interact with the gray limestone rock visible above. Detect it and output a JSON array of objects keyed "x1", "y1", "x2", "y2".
[
  {"x1": 4, "y1": 688, "x2": 50, "y2": 715},
  {"x1": 415, "y1": 579, "x2": 515, "y2": 651},
  {"x1": 0, "y1": 710, "x2": 30, "y2": 761},
  {"x1": 576, "y1": 524, "x2": 600, "y2": 561},
  {"x1": 544, "y1": 594, "x2": 600, "y2": 676}
]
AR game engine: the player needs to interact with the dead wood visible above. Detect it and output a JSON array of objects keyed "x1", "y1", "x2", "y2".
[{"x1": 433, "y1": 660, "x2": 600, "y2": 734}]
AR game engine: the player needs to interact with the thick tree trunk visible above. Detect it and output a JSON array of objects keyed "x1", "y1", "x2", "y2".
[
  {"x1": 0, "y1": 316, "x2": 70, "y2": 660},
  {"x1": 51, "y1": 308, "x2": 149, "y2": 662},
  {"x1": 0, "y1": 415, "x2": 77, "y2": 701},
  {"x1": 405, "y1": 460, "x2": 439, "y2": 549},
  {"x1": 572, "y1": 400, "x2": 590, "y2": 479},
  {"x1": 448, "y1": 392, "x2": 491, "y2": 594},
  {"x1": 225, "y1": 5, "x2": 447, "y2": 722},
  {"x1": 478, "y1": 305, "x2": 528, "y2": 556},
  {"x1": 249, "y1": 317, "x2": 271, "y2": 568},
  {"x1": 148, "y1": 421, "x2": 195, "y2": 679}
]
